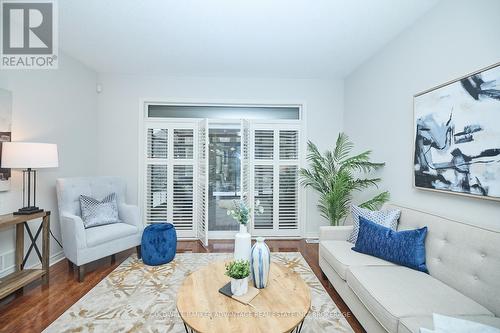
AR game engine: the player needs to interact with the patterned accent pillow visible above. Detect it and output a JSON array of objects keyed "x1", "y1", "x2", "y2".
[
  {"x1": 79, "y1": 193, "x2": 121, "y2": 229},
  {"x1": 347, "y1": 205, "x2": 400, "y2": 244},
  {"x1": 352, "y1": 216, "x2": 428, "y2": 273}
]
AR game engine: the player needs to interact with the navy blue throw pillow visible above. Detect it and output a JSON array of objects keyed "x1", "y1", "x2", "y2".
[{"x1": 352, "y1": 216, "x2": 428, "y2": 273}]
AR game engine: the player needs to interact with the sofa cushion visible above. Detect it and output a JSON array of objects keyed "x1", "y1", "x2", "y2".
[
  {"x1": 352, "y1": 217, "x2": 428, "y2": 273},
  {"x1": 319, "y1": 240, "x2": 394, "y2": 280},
  {"x1": 398, "y1": 315, "x2": 500, "y2": 333},
  {"x1": 86, "y1": 223, "x2": 138, "y2": 247},
  {"x1": 346, "y1": 265, "x2": 493, "y2": 333},
  {"x1": 347, "y1": 205, "x2": 401, "y2": 243}
]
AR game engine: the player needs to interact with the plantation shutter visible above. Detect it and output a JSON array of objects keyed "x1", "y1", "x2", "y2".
[
  {"x1": 197, "y1": 119, "x2": 209, "y2": 247},
  {"x1": 250, "y1": 123, "x2": 301, "y2": 236},
  {"x1": 145, "y1": 127, "x2": 168, "y2": 223},
  {"x1": 278, "y1": 130, "x2": 299, "y2": 230},
  {"x1": 144, "y1": 122, "x2": 197, "y2": 237},
  {"x1": 241, "y1": 119, "x2": 251, "y2": 206},
  {"x1": 172, "y1": 128, "x2": 195, "y2": 232}
]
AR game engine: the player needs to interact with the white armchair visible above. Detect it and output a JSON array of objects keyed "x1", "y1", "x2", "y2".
[{"x1": 56, "y1": 177, "x2": 143, "y2": 281}]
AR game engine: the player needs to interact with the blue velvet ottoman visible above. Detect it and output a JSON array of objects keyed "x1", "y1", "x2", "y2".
[{"x1": 141, "y1": 223, "x2": 177, "y2": 266}]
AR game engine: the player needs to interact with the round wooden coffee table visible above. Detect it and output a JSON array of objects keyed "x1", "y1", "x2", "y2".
[{"x1": 177, "y1": 261, "x2": 311, "y2": 333}]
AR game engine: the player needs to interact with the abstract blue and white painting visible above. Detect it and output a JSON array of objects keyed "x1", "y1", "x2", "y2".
[{"x1": 414, "y1": 63, "x2": 500, "y2": 200}]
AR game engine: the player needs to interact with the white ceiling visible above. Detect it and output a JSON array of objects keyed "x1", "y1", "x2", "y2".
[{"x1": 59, "y1": 0, "x2": 439, "y2": 78}]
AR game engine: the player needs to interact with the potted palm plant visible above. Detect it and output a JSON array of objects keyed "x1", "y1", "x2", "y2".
[
  {"x1": 300, "y1": 133, "x2": 389, "y2": 226},
  {"x1": 225, "y1": 260, "x2": 251, "y2": 296}
]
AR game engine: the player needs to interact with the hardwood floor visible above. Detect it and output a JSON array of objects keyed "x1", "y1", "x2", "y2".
[{"x1": 0, "y1": 240, "x2": 365, "y2": 333}]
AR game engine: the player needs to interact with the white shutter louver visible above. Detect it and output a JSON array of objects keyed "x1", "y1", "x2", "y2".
[
  {"x1": 147, "y1": 128, "x2": 168, "y2": 159},
  {"x1": 254, "y1": 165, "x2": 274, "y2": 229},
  {"x1": 254, "y1": 130, "x2": 274, "y2": 160},
  {"x1": 173, "y1": 165, "x2": 194, "y2": 230},
  {"x1": 279, "y1": 165, "x2": 298, "y2": 229},
  {"x1": 241, "y1": 120, "x2": 251, "y2": 206},
  {"x1": 146, "y1": 164, "x2": 168, "y2": 223},
  {"x1": 173, "y1": 129, "x2": 194, "y2": 159},
  {"x1": 279, "y1": 130, "x2": 298, "y2": 160},
  {"x1": 197, "y1": 119, "x2": 209, "y2": 246}
]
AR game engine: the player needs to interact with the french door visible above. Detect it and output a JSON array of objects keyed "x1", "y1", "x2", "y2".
[
  {"x1": 143, "y1": 118, "x2": 302, "y2": 244},
  {"x1": 249, "y1": 122, "x2": 301, "y2": 237},
  {"x1": 144, "y1": 120, "x2": 197, "y2": 239}
]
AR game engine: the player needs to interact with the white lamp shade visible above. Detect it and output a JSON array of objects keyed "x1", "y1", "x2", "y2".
[{"x1": 1, "y1": 142, "x2": 59, "y2": 169}]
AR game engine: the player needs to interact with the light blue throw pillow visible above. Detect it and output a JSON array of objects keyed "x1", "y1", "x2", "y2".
[
  {"x1": 80, "y1": 193, "x2": 121, "y2": 228},
  {"x1": 347, "y1": 205, "x2": 401, "y2": 244},
  {"x1": 352, "y1": 216, "x2": 428, "y2": 273}
]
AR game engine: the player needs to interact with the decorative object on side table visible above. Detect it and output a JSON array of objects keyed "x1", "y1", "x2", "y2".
[
  {"x1": 141, "y1": 223, "x2": 177, "y2": 266},
  {"x1": 1, "y1": 142, "x2": 58, "y2": 214},
  {"x1": 414, "y1": 62, "x2": 500, "y2": 200},
  {"x1": 225, "y1": 259, "x2": 250, "y2": 296},
  {"x1": 251, "y1": 236, "x2": 271, "y2": 288},
  {"x1": 226, "y1": 198, "x2": 264, "y2": 262},
  {"x1": 299, "y1": 133, "x2": 389, "y2": 226}
]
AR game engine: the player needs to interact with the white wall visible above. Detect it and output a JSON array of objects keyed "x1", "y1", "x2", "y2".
[
  {"x1": 96, "y1": 75, "x2": 344, "y2": 235},
  {"x1": 0, "y1": 53, "x2": 98, "y2": 275},
  {"x1": 344, "y1": 0, "x2": 500, "y2": 230}
]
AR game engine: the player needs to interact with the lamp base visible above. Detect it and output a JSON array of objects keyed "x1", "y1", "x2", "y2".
[{"x1": 14, "y1": 206, "x2": 44, "y2": 215}]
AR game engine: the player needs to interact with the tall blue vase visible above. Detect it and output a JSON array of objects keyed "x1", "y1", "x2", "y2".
[{"x1": 250, "y1": 237, "x2": 271, "y2": 288}]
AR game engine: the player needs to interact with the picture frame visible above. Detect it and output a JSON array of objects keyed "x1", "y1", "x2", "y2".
[{"x1": 413, "y1": 62, "x2": 500, "y2": 201}]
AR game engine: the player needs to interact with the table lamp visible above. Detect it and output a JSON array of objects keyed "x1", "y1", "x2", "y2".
[{"x1": 1, "y1": 142, "x2": 58, "y2": 215}]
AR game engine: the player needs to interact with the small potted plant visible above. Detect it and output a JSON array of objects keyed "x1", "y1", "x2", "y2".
[{"x1": 225, "y1": 259, "x2": 250, "y2": 296}]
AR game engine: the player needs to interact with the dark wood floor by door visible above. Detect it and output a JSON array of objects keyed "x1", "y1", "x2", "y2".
[{"x1": 0, "y1": 240, "x2": 364, "y2": 333}]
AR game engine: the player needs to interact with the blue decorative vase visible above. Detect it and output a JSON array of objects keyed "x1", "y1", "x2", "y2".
[
  {"x1": 250, "y1": 237, "x2": 271, "y2": 288},
  {"x1": 141, "y1": 223, "x2": 177, "y2": 266}
]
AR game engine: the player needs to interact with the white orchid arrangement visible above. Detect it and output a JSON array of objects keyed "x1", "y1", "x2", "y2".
[{"x1": 226, "y1": 199, "x2": 264, "y2": 225}]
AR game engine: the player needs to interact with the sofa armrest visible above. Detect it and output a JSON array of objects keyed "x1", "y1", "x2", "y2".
[
  {"x1": 119, "y1": 203, "x2": 143, "y2": 231},
  {"x1": 60, "y1": 214, "x2": 87, "y2": 250},
  {"x1": 319, "y1": 225, "x2": 353, "y2": 241}
]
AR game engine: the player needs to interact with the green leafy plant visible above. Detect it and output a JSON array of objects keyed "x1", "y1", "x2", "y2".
[
  {"x1": 299, "y1": 133, "x2": 389, "y2": 226},
  {"x1": 225, "y1": 260, "x2": 250, "y2": 279},
  {"x1": 226, "y1": 199, "x2": 264, "y2": 225}
]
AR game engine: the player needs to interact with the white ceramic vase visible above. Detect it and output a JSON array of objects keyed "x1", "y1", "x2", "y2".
[
  {"x1": 230, "y1": 276, "x2": 249, "y2": 296},
  {"x1": 234, "y1": 224, "x2": 251, "y2": 262},
  {"x1": 251, "y1": 237, "x2": 271, "y2": 288}
]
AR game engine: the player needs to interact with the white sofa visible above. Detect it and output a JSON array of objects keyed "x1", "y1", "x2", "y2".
[
  {"x1": 319, "y1": 203, "x2": 500, "y2": 333},
  {"x1": 56, "y1": 177, "x2": 143, "y2": 281}
]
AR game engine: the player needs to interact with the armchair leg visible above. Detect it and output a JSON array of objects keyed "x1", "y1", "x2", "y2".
[
  {"x1": 67, "y1": 260, "x2": 73, "y2": 271},
  {"x1": 111, "y1": 254, "x2": 116, "y2": 264},
  {"x1": 77, "y1": 265, "x2": 85, "y2": 282},
  {"x1": 136, "y1": 245, "x2": 142, "y2": 259}
]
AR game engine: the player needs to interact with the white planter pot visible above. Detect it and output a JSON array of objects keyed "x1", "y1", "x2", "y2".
[
  {"x1": 230, "y1": 276, "x2": 249, "y2": 296},
  {"x1": 234, "y1": 224, "x2": 251, "y2": 262}
]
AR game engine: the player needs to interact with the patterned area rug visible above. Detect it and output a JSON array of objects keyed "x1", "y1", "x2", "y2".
[{"x1": 44, "y1": 252, "x2": 353, "y2": 333}]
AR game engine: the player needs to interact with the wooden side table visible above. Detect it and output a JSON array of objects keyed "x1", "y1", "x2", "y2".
[{"x1": 0, "y1": 211, "x2": 50, "y2": 299}]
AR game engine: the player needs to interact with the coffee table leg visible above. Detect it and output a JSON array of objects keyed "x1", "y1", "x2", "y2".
[
  {"x1": 183, "y1": 322, "x2": 193, "y2": 333},
  {"x1": 292, "y1": 318, "x2": 305, "y2": 333}
]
